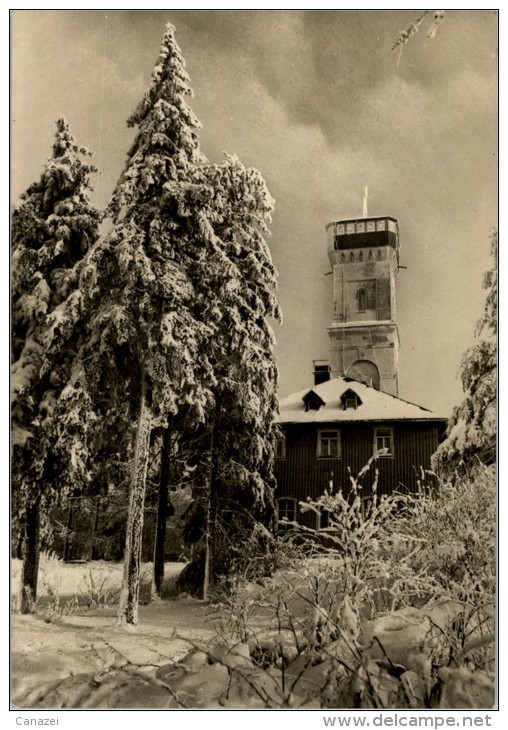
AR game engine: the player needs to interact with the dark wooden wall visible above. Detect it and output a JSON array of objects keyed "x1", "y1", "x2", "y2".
[{"x1": 274, "y1": 421, "x2": 441, "y2": 528}]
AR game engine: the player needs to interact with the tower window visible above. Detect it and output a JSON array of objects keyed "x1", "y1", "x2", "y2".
[
  {"x1": 341, "y1": 253, "x2": 346, "y2": 263},
  {"x1": 318, "y1": 430, "x2": 341, "y2": 458},
  {"x1": 356, "y1": 288, "x2": 367, "y2": 312},
  {"x1": 368, "y1": 250, "x2": 373, "y2": 260},
  {"x1": 276, "y1": 498, "x2": 297, "y2": 530},
  {"x1": 377, "y1": 250, "x2": 383, "y2": 260},
  {"x1": 374, "y1": 427, "x2": 394, "y2": 457},
  {"x1": 347, "y1": 360, "x2": 380, "y2": 390},
  {"x1": 350, "y1": 252, "x2": 355, "y2": 263},
  {"x1": 359, "y1": 251, "x2": 364, "y2": 262}
]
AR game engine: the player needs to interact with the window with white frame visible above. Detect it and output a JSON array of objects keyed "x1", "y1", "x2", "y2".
[
  {"x1": 374, "y1": 426, "x2": 394, "y2": 457},
  {"x1": 276, "y1": 498, "x2": 297, "y2": 530},
  {"x1": 274, "y1": 435, "x2": 286, "y2": 460},
  {"x1": 317, "y1": 430, "x2": 341, "y2": 458},
  {"x1": 317, "y1": 508, "x2": 335, "y2": 531}
]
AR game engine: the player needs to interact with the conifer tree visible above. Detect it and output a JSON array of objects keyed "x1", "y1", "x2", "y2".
[
  {"x1": 176, "y1": 156, "x2": 281, "y2": 596},
  {"x1": 204, "y1": 158, "x2": 280, "y2": 594},
  {"x1": 81, "y1": 24, "x2": 216, "y2": 625},
  {"x1": 433, "y1": 227, "x2": 497, "y2": 472},
  {"x1": 11, "y1": 119, "x2": 100, "y2": 612},
  {"x1": 81, "y1": 24, "x2": 281, "y2": 615}
]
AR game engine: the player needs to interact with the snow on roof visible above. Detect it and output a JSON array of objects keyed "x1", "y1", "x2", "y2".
[{"x1": 276, "y1": 377, "x2": 447, "y2": 425}]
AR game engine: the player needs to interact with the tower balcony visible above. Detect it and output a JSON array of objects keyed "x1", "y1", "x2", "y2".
[{"x1": 326, "y1": 216, "x2": 399, "y2": 256}]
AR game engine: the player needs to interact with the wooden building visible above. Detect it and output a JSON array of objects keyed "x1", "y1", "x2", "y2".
[
  {"x1": 274, "y1": 376, "x2": 446, "y2": 530},
  {"x1": 274, "y1": 211, "x2": 447, "y2": 529}
]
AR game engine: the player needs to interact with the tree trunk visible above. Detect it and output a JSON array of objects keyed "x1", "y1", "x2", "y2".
[
  {"x1": 62, "y1": 500, "x2": 74, "y2": 563},
  {"x1": 18, "y1": 501, "x2": 41, "y2": 614},
  {"x1": 203, "y1": 427, "x2": 219, "y2": 601},
  {"x1": 117, "y1": 371, "x2": 152, "y2": 626},
  {"x1": 91, "y1": 496, "x2": 101, "y2": 561},
  {"x1": 151, "y1": 423, "x2": 172, "y2": 600}
]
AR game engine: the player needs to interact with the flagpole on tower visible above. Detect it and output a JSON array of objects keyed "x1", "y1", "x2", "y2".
[{"x1": 362, "y1": 186, "x2": 368, "y2": 218}]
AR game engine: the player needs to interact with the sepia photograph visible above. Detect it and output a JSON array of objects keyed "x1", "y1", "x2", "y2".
[{"x1": 10, "y1": 8, "x2": 497, "y2": 715}]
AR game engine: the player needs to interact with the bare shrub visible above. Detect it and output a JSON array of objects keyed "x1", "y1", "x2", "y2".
[
  {"x1": 38, "y1": 550, "x2": 64, "y2": 614},
  {"x1": 78, "y1": 565, "x2": 119, "y2": 609}
]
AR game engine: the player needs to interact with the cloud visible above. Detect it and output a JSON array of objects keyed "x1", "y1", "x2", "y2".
[
  {"x1": 174, "y1": 10, "x2": 497, "y2": 159},
  {"x1": 10, "y1": 10, "x2": 497, "y2": 417}
]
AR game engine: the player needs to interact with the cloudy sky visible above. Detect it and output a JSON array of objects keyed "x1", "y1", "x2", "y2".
[{"x1": 11, "y1": 10, "x2": 498, "y2": 417}]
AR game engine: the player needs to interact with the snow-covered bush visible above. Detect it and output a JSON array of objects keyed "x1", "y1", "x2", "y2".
[
  {"x1": 295, "y1": 461, "x2": 434, "y2": 621},
  {"x1": 206, "y1": 461, "x2": 495, "y2": 708},
  {"x1": 396, "y1": 465, "x2": 495, "y2": 604},
  {"x1": 391, "y1": 464, "x2": 495, "y2": 673}
]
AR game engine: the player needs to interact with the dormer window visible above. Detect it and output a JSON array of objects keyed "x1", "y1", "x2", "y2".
[
  {"x1": 340, "y1": 388, "x2": 362, "y2": 410},
  {"x1": 302, "y1": 390, "x2": 325, "y2": 412}
]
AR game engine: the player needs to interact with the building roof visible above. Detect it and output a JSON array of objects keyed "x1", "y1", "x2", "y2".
[{"x1": 276, "y1": 377, "x2": 448, "y2": 425}]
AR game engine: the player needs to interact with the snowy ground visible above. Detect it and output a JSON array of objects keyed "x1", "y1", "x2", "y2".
[
  {"x1": 11, "y1": 560, "x2": 495, "y2": 709},
  {"x1": 11, "y1": 561, "x2": 220, "y2": 708}
]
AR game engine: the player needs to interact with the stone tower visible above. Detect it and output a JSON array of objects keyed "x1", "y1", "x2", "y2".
[{"x1": 325, "y1": 215, "x2": 400, "y2": 396}]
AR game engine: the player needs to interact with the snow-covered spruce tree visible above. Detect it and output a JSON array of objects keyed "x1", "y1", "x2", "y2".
[
  {"x1": 80, "y1": 24, "x2": 216, "y2": 625},
  {"x1": 175, "y1": 155, "x2": 281, "y2": 597},
  {"x1": 11, "y1": 119, "x2": 100, "y2": 612},
  {"x1": 433, "y1": 227, "x2": 497, "y2": 473}
]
